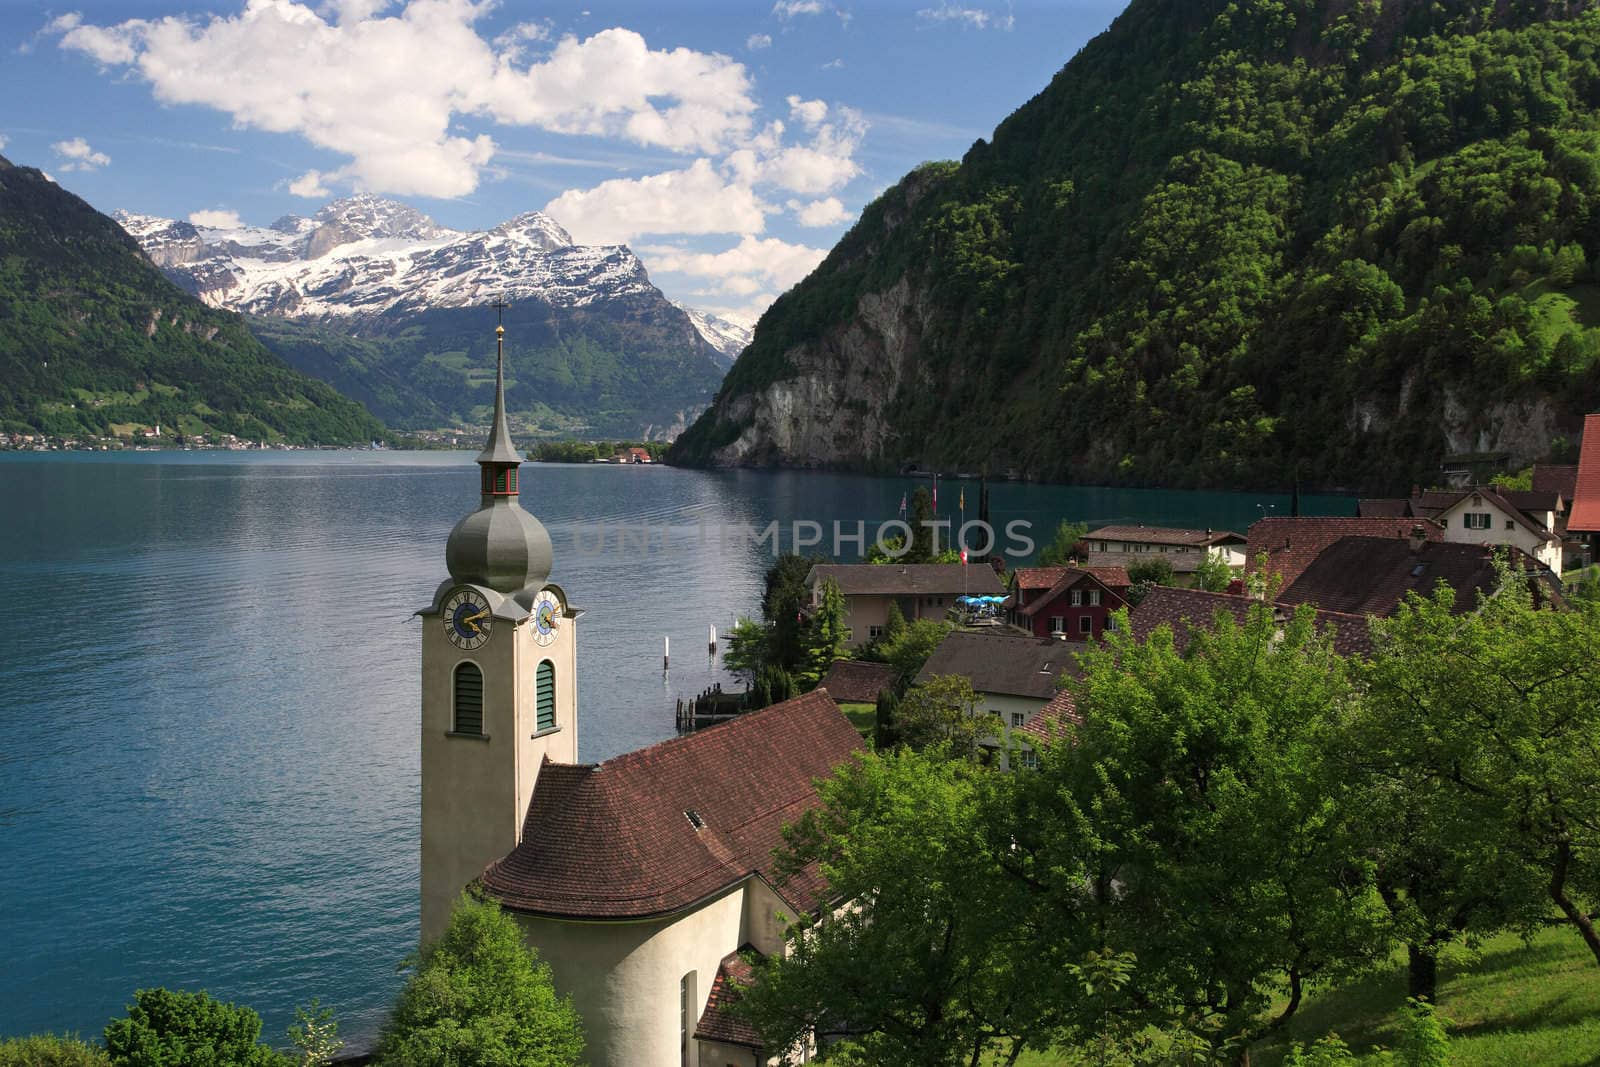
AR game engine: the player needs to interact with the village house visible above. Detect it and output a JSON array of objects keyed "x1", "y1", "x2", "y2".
[
  {"x1": 1129, "y1": 585, "x2": 1375, "y2": 659},
  {"x1": 817, "y1": 658, "x2": 900, "y2": 705},
  {"x1": 1277, "y1": 531, "x2": 1561, "y2": 617},
  {"x1": 915, "y1": 630, "x2": 1085, "y2": 769},
  {"x1": 1080, "y1": 524, "x2": 1245, "y2": 586},
  {"x1": 1565, "y1": 413, "x2": 1600, "y2": 561},
  {"x1": 1247, "y1": 515, "x2": 1446, "y2": 588},
  {"x1": 1005, "y1": 565, "x2": 1131, "y2": 639},
  {"x1": 805, "y1": 562, "x2": 1005, "y2": 647},
  {"x1": 1359, "y1": 486, "x2": 1564, "y2": 571}
]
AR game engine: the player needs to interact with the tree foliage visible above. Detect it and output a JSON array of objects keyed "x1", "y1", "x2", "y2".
[
  {"x1": 102, "y1": 990, "x2": 289, "y2": 1067},
  {"x1": 374, "y1": 892, "x2": 583, "y2": 1067},
  {"x1": 0, "y1": 1037, "x2": 111, "y2": 1067},
  {"x1": 674, "y1": 2, "x2": 1600, "y2": 490},
  {"x1": 1034, "y1": 520, "x2": 1089, "y2": 567}
]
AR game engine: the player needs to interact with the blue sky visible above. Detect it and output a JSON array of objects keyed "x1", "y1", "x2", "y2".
[{"x1": 2, "y1": 0, "x2": 1130, "y2": 322}]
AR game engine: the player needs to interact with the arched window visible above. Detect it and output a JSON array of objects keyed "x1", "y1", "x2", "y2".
[
  {"x1": 536, "y1": 660, "x2": 556, "y2": 732},
  {"x1": 453, "y1": 662, "x2": 484, "y2": 735}
]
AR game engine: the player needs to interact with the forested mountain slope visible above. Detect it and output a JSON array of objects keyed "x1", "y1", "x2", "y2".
[
  {"x1": 671, "y1": 0, "x2": 1600, "y2": 490},
  {"x1": 0, "y1": 157, "x2": 385, "y2": 444}
]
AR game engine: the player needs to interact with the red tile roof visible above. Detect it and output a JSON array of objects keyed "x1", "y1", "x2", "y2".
[
  {"x1": 1017, "y1": 688, "x2": 1081, "y2": 744},
  {"x1": 1247, "y1": 516, "x2": 1443, "y2": 588},
  {"x1": 694, "y1": 947, "x2": 763, "y2": 1050},
  {"x1": 1018, "y1": 568, "x2": 1128, "y2": 618},
  {"x1": 480, "y1": 690, "x2": 864, "y2": 920},
  {"x1": 1533, "y1": 464, "x2": 1578, "y2": 500},
  {"x1": 1278, "y1": 536, "x2": 1542, "y2": 616},
  {"x1": 1087, "y1": 524, "x2": 1244, "y2": 547},
  {"x1": 1568, "y1": 415, "x2": 1600, "y2": 532},
  {"x1": 818, "y1": 659, "x2": 898, "y2": 703},
  {"x1": 806, "y1": 563, "x2": 1004, "y2": 597},
  {"x1": 1012, "y1": 567, "x2": 1071, "y2": 592},
  {"x1": 1128, "y1": 586, "x2": 1374, "y2": 658}
]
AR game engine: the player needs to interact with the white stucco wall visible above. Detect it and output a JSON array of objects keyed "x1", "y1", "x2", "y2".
[
  {"x1": 1438, "y1": 498, "x2": 1562, "y2": 572},
  {"x1": 515, "y1": 883, "x2": 757, "y2": 1067}
]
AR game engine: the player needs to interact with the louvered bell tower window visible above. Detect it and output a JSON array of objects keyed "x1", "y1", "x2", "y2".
[
  {"x1": 536, "y1": 660, "x2": 556, "y2": 731},
  {"x1": 454, "y1": 662, "x2": 484, "y2": 735},
  {"x1": 480, "y1": 466, "x2": 518, "y2": 496}
]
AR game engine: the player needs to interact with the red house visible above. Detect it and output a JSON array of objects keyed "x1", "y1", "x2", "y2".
[{"x1": 1008, "y1": 566, "x2": 1130, "y2": 639}]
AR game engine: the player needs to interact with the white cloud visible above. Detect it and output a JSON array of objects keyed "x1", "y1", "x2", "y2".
[
  {"x1": 642, "y1": 234, "x2": 828, "y2": 298},
  {"x1": 773, "y1": 0, "x2": 825, "y2": 16},
  {"x1": 820, "y1": 57, "x2": 844, "y2": 70},
  {"x1": 52, "y1": 137, "x2": 110, "y2": 171},
  {"x1": 917, "y1": 3, "x2": 1015, "y2": 30},
  {"x1": 746, "y1": 32, "x2": 771, "y2": 50},
  {"x1": 544, "y1": 159, "x2": 769, "y2": 244},
  {"x1": 757, "y1": 105, "x2": 865, "y2": 194},
  {"x1": 51, "y1": 2, "x2": 759, "y2": 199},
  {"x1": 786, "y1": 95, "x2": 828, "y2": 129},
  {"x1": 0, "y1": 134, "x2": 8, "y2": 151},
  {"x1": 788, "y1": 196, "x2": 849, "y2": 226},
  {"x1": 188, "y1": 208, "x2": 244, "y2": 229},
  {"x1": 289, "y1": 170, "x2": 332, "y2": 198}
]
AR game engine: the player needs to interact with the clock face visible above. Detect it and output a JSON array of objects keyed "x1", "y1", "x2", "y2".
[
  {"x1": 443, "y1": 587, "x2": 492, "y2": 650},
  {"x1": 531, "y1": 590, "x2": 561, "y2": 646}
]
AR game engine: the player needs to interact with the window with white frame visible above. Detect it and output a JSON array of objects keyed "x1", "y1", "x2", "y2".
[
  {"x1": 1464, "y1": 512, "x2": 1492, "y2": 530},
  {"x1": 1089, "y1": 590, "x2": 1101, "y2": 606},
  {"x1": 1050, "y1": 616, "x2": 1065, "y2": 634},
  {"x1": 1021, "y1": 748, "x2": 1039, "y2": 769},
  {"x1": 1079, "y1": 616, "x2": 1093, "y2": 634},
  {"x1": 1010, "y1": 712, "x2": 1025, "y2": 728},
  {"x1": 1070, "y1": 589, "x2": 1083, "y2": 606},
  {"x1": 868, "y1": 625, "x2": 884, "y2": 639}
]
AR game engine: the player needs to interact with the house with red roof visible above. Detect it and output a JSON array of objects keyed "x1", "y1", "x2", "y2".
[
  {"x1": 1359, "y1": 486, "x2": 1565, "y2": 571},
  {"x1": 1247, "y1": 515, "x2": 1445, "y2": 589},
  {"x1": 1568, "y1": 414, "x2": 1600, "y2": 554},
  {"x1": 1007, "y1": 566, "x2": 1130, "y2": 639},
  {"x1": 1081, "y1": 524, "x2": 1246, "y2": 586}
]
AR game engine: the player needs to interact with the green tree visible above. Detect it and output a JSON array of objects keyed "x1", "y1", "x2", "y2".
[
  {"x1": 285, "y1": 1002, "x2": 340, "y2": 1067},
  {"x1": 103, "y1": 990, "x2": 289, "y2": 1067},
  {"x1": 801, "y1": 578, "x2": 849, "y2": 685},
  {"x1": 375, "y1": 892, "x2": 584, "y2": 1067},
  {"x1": 1192, "y1": 551, "x2": 1234, "y2": 593},
  {"x1": 0, "y1": 1036, "x2": 111, "y2": 1067},
  {"x1": 891, "y1": 675, "x2": 1001, "y2": 759},
  {"x1": 878, "y1": 619, "x2": 953, "y2": 688},
  {"x1": 1125, "y1": 558, "x2": 1176, "y2": 587},
  {"x1": 1019, "y1": 602, "x2": 1392, "y2": 1053},
  {"x1": 1034, "y1": 521, "x2": 1088, "y2": 567},
  {"x1": 1360, "y1": 566, "x2": 1600, "y2": 975},
  {"x1": 723, "y1": 616, "x2": 770, "y2": 688},
  {"x1": 872, "y1": 688, "x2": 899, "y2": 750},
  {"x1": 762, "y1": 555, "x2": 827, "y2": 673},
  {"x1": 737, "y1": 750, "x2": 1113, "y2": 1066}
]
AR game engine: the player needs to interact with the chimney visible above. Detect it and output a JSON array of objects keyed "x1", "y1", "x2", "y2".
[
  {"x1": 1411, "y1": 484, "x2": 1422, "y2": 499},
  {"x1": 1408, "y1": 523, "x2": 1427, "y2": 553}
]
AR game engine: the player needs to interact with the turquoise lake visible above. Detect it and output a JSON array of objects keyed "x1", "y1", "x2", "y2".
[{"x1": 0, "y1": 451, "x2": 1353, "y2": 1048}]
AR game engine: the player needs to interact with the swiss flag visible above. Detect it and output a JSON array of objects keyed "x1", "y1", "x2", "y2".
[{"x1": 960, "y1": 548, "x2": 968, "y2": 564}]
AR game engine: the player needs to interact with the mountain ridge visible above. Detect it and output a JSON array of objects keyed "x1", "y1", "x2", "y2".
[
  {"x1": 118, "y1": 196, "x2": 738, "y2": 438},
  {"x1": 670, "y1": 0, "x2": 1600, "y2": 491},
  {"x1": 0, "y1": 155, "x2": 387, "y2": 444}
]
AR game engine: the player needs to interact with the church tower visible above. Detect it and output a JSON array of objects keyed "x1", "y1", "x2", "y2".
[{"x1": 418, "y1": 303, "x2": 579, "y2": 943}]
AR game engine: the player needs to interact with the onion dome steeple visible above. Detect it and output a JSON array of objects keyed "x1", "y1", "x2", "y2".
[{"x1": 444, "y1": 300, "x2": 553, "y2": 594}]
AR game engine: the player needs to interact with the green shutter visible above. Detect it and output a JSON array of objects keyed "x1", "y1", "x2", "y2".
[
  {"x1": 536, "y1": 660, "x2": 556, "y2": 731},
  {"x1": 454, "y1": 663, "x2": 483, "y2": 735}
]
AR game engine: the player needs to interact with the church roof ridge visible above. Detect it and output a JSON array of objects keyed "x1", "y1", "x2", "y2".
[{"x1": 480, "y1": 689, "x2": 864, "y2": 921}]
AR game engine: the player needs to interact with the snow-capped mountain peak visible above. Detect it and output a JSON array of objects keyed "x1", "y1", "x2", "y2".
[
  {"x1": 677, "y1": 305, "x2": 753, "y2": 365},
  {"x1": 491, "y1": 211, "x2": 574, "y2": 251}
]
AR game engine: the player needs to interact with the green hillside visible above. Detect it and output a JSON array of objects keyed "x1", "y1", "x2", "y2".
[
  {"x1": 0, "y1": 156, "x2": 386, "y2": 444},
  {"x1": 673, "y1": 0, "x2": 1600, "y2": 490}
]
